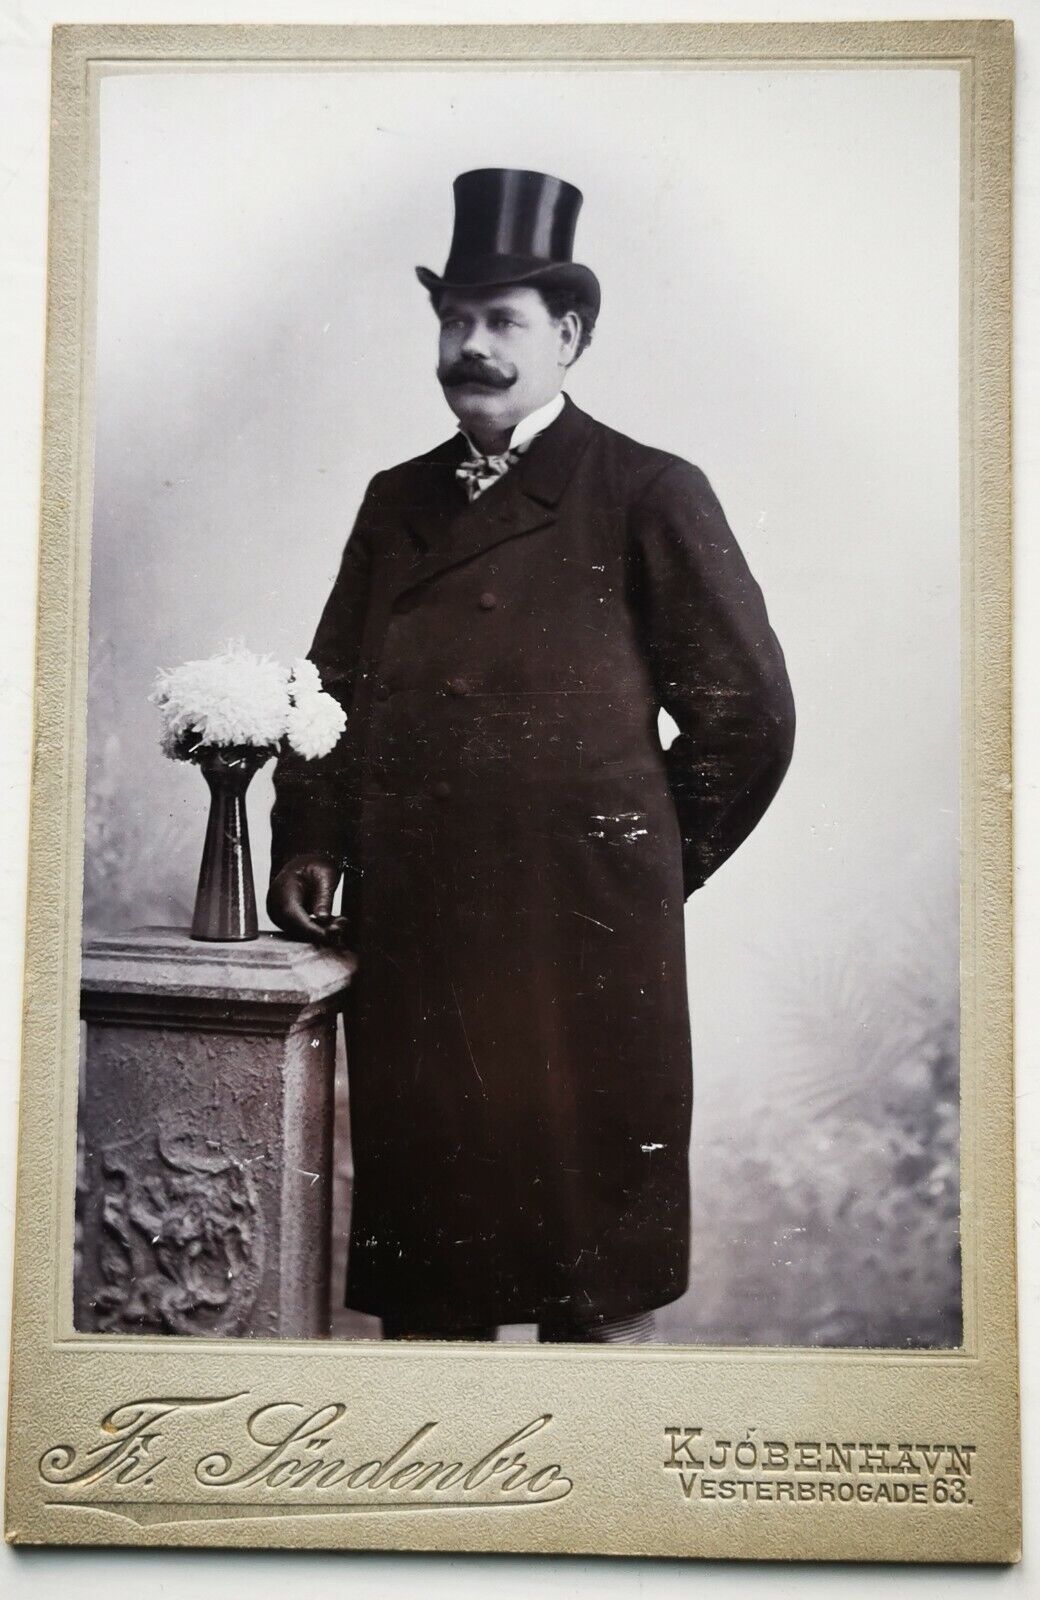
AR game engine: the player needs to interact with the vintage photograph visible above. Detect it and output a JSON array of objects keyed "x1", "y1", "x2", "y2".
[
  {"x1": 74, "y1": 56, "x2": 963, "y2": 1350},
  {"x1": 3, "y1": 21, "x2": 1019, "y2": 1564}
]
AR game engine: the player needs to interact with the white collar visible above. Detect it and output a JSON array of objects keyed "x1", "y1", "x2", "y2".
[{"x1": 460, "y1": 391, "x2": 566, "y2": 457}]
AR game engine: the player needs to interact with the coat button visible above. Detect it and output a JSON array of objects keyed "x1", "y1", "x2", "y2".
[
  {"x1": 432, "y1": 780, "x2": 452, "y2": 799},
  {"x1": 375, "y1": 683, "x2": 391, "y2": 701},
  {"x1": 447, "y1": 676, "x2": 470, "y2": 697},
  {"x1": 479, "y1": 591, "x2": 498, "y2": 610}
]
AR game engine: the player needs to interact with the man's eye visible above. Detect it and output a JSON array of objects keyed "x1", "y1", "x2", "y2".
[
  {"x1": 440, "y1": 317, "x2": 465, "y2": 331},
  {"x1": 490, "y1": 316, "x2": 517, "y2": 328}
]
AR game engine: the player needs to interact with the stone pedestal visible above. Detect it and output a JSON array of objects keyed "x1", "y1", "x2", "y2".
[{"x1": 76, "y1": 927, "x2": 356, "y2": 1339}]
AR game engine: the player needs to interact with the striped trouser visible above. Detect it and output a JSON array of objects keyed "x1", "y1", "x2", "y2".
[
  {"x1": 538, "y1": 1309, "x2": 656, "y2": 1344},
  {"x1": 381, "y1": 1310, "x2": 657, "y2": 1344}
]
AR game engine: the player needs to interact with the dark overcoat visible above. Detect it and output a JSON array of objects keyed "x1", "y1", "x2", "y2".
[{"x1": 270, "y1": 395, "x2": 795, "y2": 1329}]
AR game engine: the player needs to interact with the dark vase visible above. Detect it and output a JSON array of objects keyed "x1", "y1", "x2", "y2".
[{"x1": 190, "y1": 746, "x2": 270, "y2": 942}]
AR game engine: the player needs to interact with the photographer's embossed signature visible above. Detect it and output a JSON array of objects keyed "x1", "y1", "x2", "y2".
[{"x1": 39, "y1": 1395, "x2": 573, "y2": 1525}]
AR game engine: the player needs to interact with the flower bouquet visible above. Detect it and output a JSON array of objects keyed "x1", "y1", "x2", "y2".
[{"x1": 151, "y1": 643, "x2": 346, "y2": 941}]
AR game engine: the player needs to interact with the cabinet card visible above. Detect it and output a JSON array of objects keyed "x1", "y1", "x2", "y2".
[{"x1": 4, "y1": 20, "x2": 1019, "y2": 1564}]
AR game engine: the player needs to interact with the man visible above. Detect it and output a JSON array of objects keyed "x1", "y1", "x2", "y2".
[{"x1": 268, "y1": 168, "x2": 795, "y2": 1344}]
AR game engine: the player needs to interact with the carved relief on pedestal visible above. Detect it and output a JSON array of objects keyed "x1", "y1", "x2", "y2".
[{"x1": 88, "y1": 1129, "x2": 265, "y2": 1335}]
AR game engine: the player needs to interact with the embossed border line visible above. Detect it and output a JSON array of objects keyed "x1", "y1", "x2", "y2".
[{"x1": 50, "y1": 1497, "x2": 564, "y2": 1525}]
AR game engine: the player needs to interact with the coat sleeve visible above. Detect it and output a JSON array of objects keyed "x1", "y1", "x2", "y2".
[
  {"x1": 268, "y1": 476, "x2": 381, "y2": 881},
  {"x1": 627, "y1": 458, "x2": 796, "y2": 896}
]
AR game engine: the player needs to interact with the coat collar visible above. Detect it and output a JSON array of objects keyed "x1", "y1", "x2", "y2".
[
  {"x1": 398, "y1": 393, "x2": 595, "y2": 574},
  {"x1": 514, "y1": 390, "x2": 595, "y2": 508}
]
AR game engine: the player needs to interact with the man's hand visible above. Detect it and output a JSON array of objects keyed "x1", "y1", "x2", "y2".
[{"x1": 267, "y1": 853, "x2": 350, "y2": 945}]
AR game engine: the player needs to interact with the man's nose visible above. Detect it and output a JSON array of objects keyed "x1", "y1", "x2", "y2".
[{"x1": 460, "y1": 323, "x2": 491, "y2": 358}]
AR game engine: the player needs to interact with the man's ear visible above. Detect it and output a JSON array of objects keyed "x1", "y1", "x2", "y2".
[{"x1": 557, "y1": 309, "x2": 582, "y2": 368}]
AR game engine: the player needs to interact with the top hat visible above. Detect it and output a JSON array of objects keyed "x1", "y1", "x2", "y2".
[{"x1": 416, "y1": 168, "x2": 600, "y2": 315}]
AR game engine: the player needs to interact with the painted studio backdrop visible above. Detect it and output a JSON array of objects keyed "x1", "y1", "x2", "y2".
[{"x1": 82, "y1": 65, "x2": 961, "y2": 1346}]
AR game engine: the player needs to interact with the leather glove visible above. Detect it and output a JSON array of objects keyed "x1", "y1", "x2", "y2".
[{"x1": 267, "y1": 853, "x2": 350, "y2": 946}]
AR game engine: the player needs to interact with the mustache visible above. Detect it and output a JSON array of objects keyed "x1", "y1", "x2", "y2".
[{"x1": 437, "y1": 357, "x2": 517, "y2": 391}]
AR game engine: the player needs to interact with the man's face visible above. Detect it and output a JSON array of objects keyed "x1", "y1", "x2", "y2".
[{"x1": 435, "y1": 286, "x2": 580, "y2": 446}]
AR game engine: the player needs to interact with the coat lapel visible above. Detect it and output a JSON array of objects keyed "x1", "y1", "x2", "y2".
[{"x1": 392, "y1": 395, "x2": 595, "y2": 599}]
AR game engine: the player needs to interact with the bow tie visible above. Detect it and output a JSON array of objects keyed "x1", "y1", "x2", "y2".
[{"x1": 455, "y1": 445, "x2": 526, "y2": 502}]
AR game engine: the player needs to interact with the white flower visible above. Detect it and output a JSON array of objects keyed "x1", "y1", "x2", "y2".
[
  {"x1": 152, "y1": 643, "x2": 346, "y2": 763},
  {"x1": 285, "y1": 690, "x2": 347, "y2": 760},
  {"x1": 289, "y1": 657, "x2": 322, "y2": 698},
  {"x1": 151, "y1": 643, "x2": 290, "y2": 757}
]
